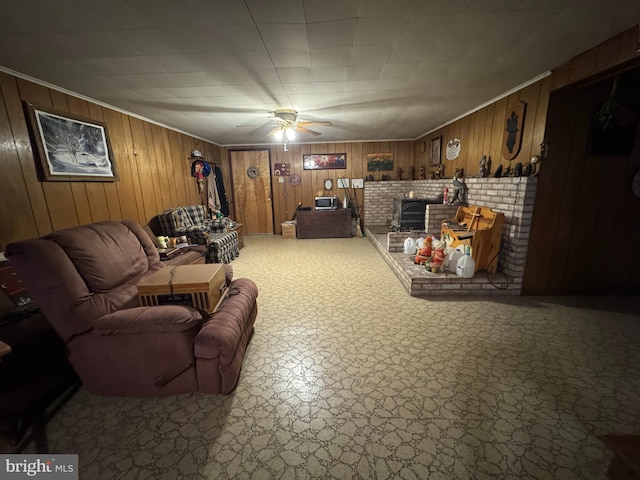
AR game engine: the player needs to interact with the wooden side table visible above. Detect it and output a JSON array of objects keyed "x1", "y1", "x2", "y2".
[
  {"x1": 231, "y1": 223, "x2": 244, "y2": 249},
  {"x1": 161, "y1": 245, "x2": 206, "y2": 266}
]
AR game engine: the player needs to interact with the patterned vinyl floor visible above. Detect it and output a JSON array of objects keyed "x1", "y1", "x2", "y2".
[{"x1": 44, "y1": 235, "x2": 640, "y2": 479}]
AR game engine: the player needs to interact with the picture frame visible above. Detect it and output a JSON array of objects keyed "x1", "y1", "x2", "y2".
[
  {"x1": 25, "y1": 102, "x2": 117, "y2": 182},
  {"x1": 367, "y1": 153, "x2": 394, "y2": 171},
  {"x1": 430, "y1": 136, "x2": 442, "y2": 166},
  {"x1": 303, "y1": 153, "x2": 346, "y2": 170}
]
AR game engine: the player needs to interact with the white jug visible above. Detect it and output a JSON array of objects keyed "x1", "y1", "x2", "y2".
[
  {"x1": 445, "y1": 248, "x2": 463, "y2": 273},
  {"x1": 403, "y1": 237, "x2": 417, "y2": 255},
  {"x1": 456, "y1": 253, "x2": 475, "y2": 278}
]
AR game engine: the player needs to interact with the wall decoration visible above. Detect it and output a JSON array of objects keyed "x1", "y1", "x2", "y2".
[
  {"x1": 273, "y1": 163, "x2": 290, "y2": 176},
  {"x1": 324, "y1": 179, "x2": 333, "y2": 190},
  {"x1": 337, "y1": 177, "x2": 349, "y2": 189},
  {"x1": 25, "y1": 102, "x2": 117, "y2": 182},
  {"x1": 430, "y1": 137, "x2": 442, "y2": 166},
  {"x1": 367, "y1": 153, "x2": 394, "y2": 171},
  {"x1": 246, "y1": 166, "x2": 259, "y2": 179},
  {"x1": 289, "y1": 173, "x2": 301, "y2": 186},
  {"x1": 502, "y1": 101, "x2": 527, "y2": 160},
  {"x1": 352, "y1": 178, "x2": 364, "y2": 189},
  {"x1": 303, "y1": 153, "x2": 346, "y2": 170},
  {"x1": 446, "y1": 138, "x2": 461, "y2": 160}
]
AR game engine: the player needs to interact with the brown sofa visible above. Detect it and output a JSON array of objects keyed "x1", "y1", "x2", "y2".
[{"x1": 5, "y1": 220, "x2": 258, "y2": 397}]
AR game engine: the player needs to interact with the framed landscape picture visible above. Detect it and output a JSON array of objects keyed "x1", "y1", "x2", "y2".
[
  {"x1": 25, "y1": 103, "x2": 117, "y2": 182},
  {"x1": 303, "y1": 153, "x2": 347, "y2": 170},
  {"x1": 367, "y1": 153, "x2": 394, "y2": 171}
]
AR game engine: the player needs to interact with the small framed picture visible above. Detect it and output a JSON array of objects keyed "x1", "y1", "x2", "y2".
[
  {"x1": 337, "y1": 177, "x2": 349, "y2": 188},
  {"x1": 430, "y1": 136, "x2": 442, "y2": 166}
]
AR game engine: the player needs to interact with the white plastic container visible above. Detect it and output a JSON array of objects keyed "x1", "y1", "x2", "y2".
[
  {"x1": 403, "y1": 237, "x2": 417, "y2": 255},
  {"x1": 445, "y1": 248, "x2": 463, "y2": 273},
  {"x1": 456, "y1": 253, "x2": 475, "y2": 278}
]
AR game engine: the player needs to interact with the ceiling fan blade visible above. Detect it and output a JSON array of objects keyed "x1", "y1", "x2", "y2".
[
  {"x1": 267, "y1": 126, "x2": 282, "y2": 137},
  {"x1": 297, "y1": 121, "x2": 332, "y2": 127},
  {"x1": 296, "y1": 126, "x2": 322, "y2": 136}
]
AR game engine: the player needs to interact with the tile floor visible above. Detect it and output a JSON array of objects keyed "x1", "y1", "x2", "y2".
[{"x1": 37, "y1": 235, "x2": 640, "y2": 479}]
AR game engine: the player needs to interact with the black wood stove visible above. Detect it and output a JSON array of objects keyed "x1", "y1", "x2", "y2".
[{"x1": 391, "y1": 197, "x2": 441, "y2": 231}]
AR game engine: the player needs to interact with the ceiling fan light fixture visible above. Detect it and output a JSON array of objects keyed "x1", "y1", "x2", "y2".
[
  {"x1": 285, "y1": 127, "x2": 296, "y2": 141},
  {"x1": 273, "y1": 129, "x2": 284, "y2": 141}
]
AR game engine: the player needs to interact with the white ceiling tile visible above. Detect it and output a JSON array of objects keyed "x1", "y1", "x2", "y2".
[
  {"x1": 347, "y1": 64, "x2": 384, "y2": 81},
  {"x1": 128, "y1": 0, "x2": 253, "y2": 28},
  {"x1": 312, "y1": 66, "x2": 348, "y2": 82},
  {"x1": 258, "y1": 24, "x2": 309, "y2": 49},
  {"x1": 310, "y1": 47, "x2": 351, "y2": 67},
  {"x1": 359, "y1": 0, "x2": 414, "y2": 17},
  {"x1": 192, "y1": 85, "x2": 228, "y2": 97},
  {"x1": 345, "y1": 80, "x2": 377, "y2": 92},
  {"x1": 269, "y1": 49, "x2": 311, "y2": 68},
  {"x1": 246, "y1": 0, "x2": 306, "y2": 24},
  {"x1": 314, "y1": 82, "x2": 346, "y2": 93},
  {"x1": 283, "y1": 82, "x2": 315, "y2": 94},
  {"x1": 397, "y1": 15, "x2": 460, "y2": 43},
  {"x1": 387, "y1": 43, "x2": 432, "y2": 64},
  {"x1": 302, "y1": 0, "x2": 361, "y2": 23},
  {"x1": 349, "y1": 45, "x2": 393, "y2": 65},
  {"x1": 213, "y1": 71, "x2": 253, "y2": 85},
  {"x1": 78, "y1": 56, "x2": 164, "y2": 75},
  {"x1": 306, "y1": 20, "x2": 357, "y2": 49},
  {"x1": 276, "y1": 67, "x2": 314, "y2": 83},
  {"x1": 162, "y1": 87, "x2": 203, "y2": 98},
  {"x1": 353, "y1": 17, "x2": 407, "y2": 45}
]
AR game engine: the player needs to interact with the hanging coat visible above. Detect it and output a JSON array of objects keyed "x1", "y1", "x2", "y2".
[
  {"x1": 214, "y1": 165, "x2": 230, "y2": 216},
  {"x1": 207, "y1": 171, "x2": 221, "y2": 215}
]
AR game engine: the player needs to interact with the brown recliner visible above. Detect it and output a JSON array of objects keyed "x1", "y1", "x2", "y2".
[{"x1": 5, "y1": 220, "x2": 257, "y2": 397}]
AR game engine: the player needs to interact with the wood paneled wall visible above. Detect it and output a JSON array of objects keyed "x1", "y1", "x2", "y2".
[
  {"x1": 0, "y1": 72, "x2": 224, "y2": 250},
  {"x1": 414, "y1": 77, "x2": 551, "y2": 181},
  {"x1": 223, "y1": 141, "x2": 415, "y2": 232}
]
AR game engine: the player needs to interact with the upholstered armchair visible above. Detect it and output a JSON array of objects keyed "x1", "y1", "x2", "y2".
[
  {"x1": 158, "y1": 205, "x2": 239, "y2": 264},
  {"x1": 5, "y1": 220, "x2": 258, "y2": 397}
]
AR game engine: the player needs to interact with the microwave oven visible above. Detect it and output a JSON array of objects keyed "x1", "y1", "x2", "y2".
[{"x1": 314, "y1": 196, "x2": 339, "y2": 210}]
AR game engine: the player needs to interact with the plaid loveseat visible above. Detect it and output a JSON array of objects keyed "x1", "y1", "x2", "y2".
[{"x1": 157, "y1": 205, "x2": 239, "y2": 264}]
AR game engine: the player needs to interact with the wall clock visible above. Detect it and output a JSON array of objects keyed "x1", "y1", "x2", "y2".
[
  {"x1": 632, "y1": 169, "x2": 640, "y2": 198},
  {"x1": 289, "y1": 173, "x2": 301, "y2": 186},
  {"x1": 324, "y1": 178, "x2": 333, "y2": 190},
  {"x1": 246, "y1": 166, "x2": 259, "y2": 179}
]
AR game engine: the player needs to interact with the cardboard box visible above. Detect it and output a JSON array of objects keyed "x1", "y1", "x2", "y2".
[
  {"x1": 137, "y1": 264, "x2": 227, "y2": 314},
  {"x1": 281, "y1": 222, "x2": 296, "y2": 239}
]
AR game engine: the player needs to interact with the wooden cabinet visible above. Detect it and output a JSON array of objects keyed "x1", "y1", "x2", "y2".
[
  {"x1": 295, "y1": 209, "x2": 352, "y2": 239},
  {"x1": 441, "y1": 206, "x2": 504, "y2": 273}
]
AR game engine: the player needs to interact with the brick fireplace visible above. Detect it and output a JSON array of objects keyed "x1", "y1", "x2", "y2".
[{"x1": 363, "y1": 177, "x2": 537, "y2": 296}]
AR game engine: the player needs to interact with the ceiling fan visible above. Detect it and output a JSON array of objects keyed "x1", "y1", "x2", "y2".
[{"x1": 268, "y1": 109, "x2": 332, "y2": 142}]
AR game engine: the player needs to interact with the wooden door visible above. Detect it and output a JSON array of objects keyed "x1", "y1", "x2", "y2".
[{"x1": 229, "y1": 149, "x2": 274, "y2": 234}]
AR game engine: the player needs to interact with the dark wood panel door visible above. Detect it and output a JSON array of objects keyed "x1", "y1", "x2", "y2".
[
  {"x1": 229, "y1": 149, "x2": 273, "y2": 234},
  {"x1": 523, "y1": 66, "x2": 640, "y2": 294}
]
